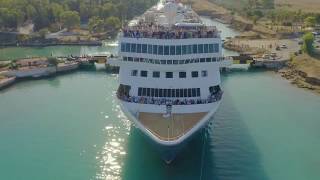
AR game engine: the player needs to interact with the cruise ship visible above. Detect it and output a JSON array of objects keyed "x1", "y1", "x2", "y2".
[{"x1": 108, "y1": 0, "x2": 232, "y2": 163}]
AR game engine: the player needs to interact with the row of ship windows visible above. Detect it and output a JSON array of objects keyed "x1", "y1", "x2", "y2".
[
  {"x1": 138, "y1": 88, "x2": 201, "y2": 98},
  {"x1": 123, "y1": 57, "x2": 223, "y2": 64},
  {"x1": 131, "y1": 70, "x2": 208, "y2": 78},
  {"x1": 120, "y1": 43, "x2": 219, "y2": 55}
]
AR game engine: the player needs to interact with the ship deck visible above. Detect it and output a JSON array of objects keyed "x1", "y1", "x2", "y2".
[{"x1": 138, "y1": 112, "x2": 207, "y2": 141}]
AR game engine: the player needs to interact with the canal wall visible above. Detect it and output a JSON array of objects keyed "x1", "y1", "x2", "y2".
[{"x1": 0, "y1": 77, "x2": 16, "y2": 89}]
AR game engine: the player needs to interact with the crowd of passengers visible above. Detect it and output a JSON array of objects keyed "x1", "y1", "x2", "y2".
[
  {"x1": 122, "y1": 23, "x2": 217, "y2": 39},
  {"x1": 118, "y1": 91, "x2": 223, "y2": 105}
]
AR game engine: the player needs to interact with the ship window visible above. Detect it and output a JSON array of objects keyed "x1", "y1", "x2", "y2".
[
  {"x1": 164, "y1": 89, "x2": 168, "y2": 97},
  {"x1": 182, "y1": 45, "x2": 187, "y2": 55},
  {"x1": 153, "y1": 45, "x2": 158, "y2": 54},
  {"x1": 159, "y1": 89, "x2": 163, "y2": 97},
  {"x1": 184, "y1": 89, "x2": 188, "y2": 97},
  {"x1": 137, "y1": 44, "x2": 142, "y2": 53},
  {"x1": 168, "y1": 89, "x2": 172, "y2": 97},
  {"x1": 158, "y1": 45, "x2": 164, "y2": 55},
  {"x1": 195, "y1": 59, "x2": 200, "y2": 63},
  {"x1": 214, "y1": 44, "x2": 219, "y2": 53},
  {"x1": 131, "y1": 70, "x2": 138, "y2": 76},
  {"x1": 153, "y1": 71, "x2": 160, "y2": 78},
  {"x1": 192, "y1": 88, "x2": 196, "y2": 97},
  {"x1": 192, "y1": 71, "x2": 199, "y2": 78},
  {"x1": 142, "y1": 44, "x2": 148, "y2": 53},
  {"x1": 172, "y1": 89, "x2": 176, "y2": 97},
  {"x1": 125, "y1": 43, "x2": 130, "y2": 52},
  {"x1": 131, "y1": 43, "x2": 136, "y2": 53},
  {"x1": 185, "y1": 59, "x2": 190, "y2": 64},
  {"x1": 187, "y1": 45, "x2": 192, "y2": 54},
  {"x1": 142, "y1": 88, "x2": 147, "y2": 96},
  {"x1": 176, "y1": 89, "x2": 180, "y2": 97},
  {"x1": 151, "y1": 88, "x2": 155, "y2": 97},
  {"x1": 138, "y1": 88, "x2": 142, "y2": 96},
  {"x1": 148, "y1": 45, "x2": 152, "y2": 54},
  {"x1": 197, "y1": 88, "x2": 201, "y2": 96},
  {"x1": 206, "y1": 58, "x2": 211, "y2": 62},
  {"x1": 155, "y1": 89, "x2": 159, "y2": 97},
  {"x1": 170, "y1": 46, "x2": 176, "y2": 55},
  {"x1": 200, "y1": 58, "x2": 205, "y2": 63},
  {"x1": 179, "y1": 72, "x2": 186, "y2": 78},
  {"x1": 212, "y1": 57, "x2": 216, "y2": 62},
  {"x1": 209, "y1": 44, "x2": 214, "y2": 53},
  {"x1": 202, "y1": 70, "x2": 208, "y2": 77},
  {"x1": 155, "y1": 59, "x2": 160, "y2": 64},
  {"x1": 167, "y1": 60, "x2": 172, "y2": 64},
  {"x1": 193, "y1": 44, "x2": 198, "y2": 53},
  {"x1": 134, "y1": 58, "x2": 139, "y2": 62},
  {"x1": 176, "y1": 45, "x2": 182, "y2": 55},
  {"x1": 147, "y1": 88, "x2": 151, "y2": 96},
  {"x1": 188, "y1": 89, "x2": 192, "y2": 97},
  {"x1": 164, "y1": 46, "x2": 169, "y2": 55},
  {"x1": 161, "y1": 60, "x2": 166, "y2": 64},
  {"x1": 121, "y1": 43, "x2": 125, "y2": 52},
  {"x1": 166, "y1": 72, "x2": 173, "y2": 78},
  {"x1": 123, "y1": 57, "x2": 128, "y2": 61},
  {"x1": 179, "y1": 60, "x2": 184, "y2": 64},
  {"x1": 173, "y1": 60, "x2": 178, "y2": 64},
  {"x1": 128, "y1": 57, "x2": 133, "y2": 61},
  {"x1": 204, "y1": 44, "x2": 209, "y2": 53},
  {"x1": 180, "y1": 89, "x2": 184, "y2": 97},
  {"x1": 198, "y1": 44, "x2": 204, "y2": 53},
  {"x1": 140, "y1": 70, "x2": 148, "y2": 77}
]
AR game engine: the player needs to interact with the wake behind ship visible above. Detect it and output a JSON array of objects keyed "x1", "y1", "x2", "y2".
[{"x1": 108, "y1": 0, "x2": 232, "y2": 163}]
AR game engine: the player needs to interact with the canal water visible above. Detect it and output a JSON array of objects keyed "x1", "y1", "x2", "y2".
[{"x1": 1, "y1": 19, "x2": 320, "y2": 180}]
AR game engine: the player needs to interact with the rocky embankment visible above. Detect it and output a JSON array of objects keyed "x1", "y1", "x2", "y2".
[{"x1": 279, "y1": 55, "x2": 320, "y2": 94}]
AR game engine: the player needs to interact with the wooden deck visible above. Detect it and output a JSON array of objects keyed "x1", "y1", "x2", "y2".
[{"x1": 138, "y1": 112, "x2": 207, "y2": 141}]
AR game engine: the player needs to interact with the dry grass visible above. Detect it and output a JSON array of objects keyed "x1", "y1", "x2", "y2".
[
  {"x1": 275, "y1": 0, "x2": 320, "y2": 13},
  {"x1": 182, "y1": 0, "x2": 228, "y2": 15},
  {"x1": 292, "y1": 54, "x2": 320, "y2": 79}
]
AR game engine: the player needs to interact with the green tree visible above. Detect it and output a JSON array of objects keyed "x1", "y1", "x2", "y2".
[
  {"x1": 50, "y1": 3, "x2": 64, "y2": 23},
  {"x1": 38, "y1": 28, "x2": 49, "y2": 39},
  {"x1": 100, "y1": 3, "x2": 116, "y2": 18},
  {"x1": 26, "y1": 5, "x2": 36, "y2": 20},
  {"x1": 304, "y1": 16, "x2": 317, "y2": 27},
  {"x1": 302, "y1": 32, "x2": 315, "y2": 55},
  {"x1": 47, "y1": 57, "x2": 59, "y2": 67},
  {"x1": 104, "y1": 16, "x2": 121, "y2": 31},
  {"x1": 88, "y1": 16, "x2": 104, "y2": 33},
  {"x1": 60, "y1": 11, "x2": 80, "y2": 30}
]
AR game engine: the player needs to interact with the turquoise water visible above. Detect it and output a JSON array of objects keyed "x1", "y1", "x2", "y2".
[
  {"x1": 0, "y1": 42, "x2": 118, "y2": 61},
  {"x1": 0, "y1": 71, "x2": 319, "y2": 180}
]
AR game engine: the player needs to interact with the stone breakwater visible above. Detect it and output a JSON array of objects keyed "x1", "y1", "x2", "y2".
[{"x1": 279, "y1": 68, "x2": 320, "y2": 94}]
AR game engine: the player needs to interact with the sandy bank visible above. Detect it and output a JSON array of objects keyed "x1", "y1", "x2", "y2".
[{"x1": 279, "y1": 54, "x2": 320, "y2": 94}]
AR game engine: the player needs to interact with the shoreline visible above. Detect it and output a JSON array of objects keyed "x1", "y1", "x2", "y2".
[{"x1": 0, "y1": 41, "x2": 103, "y2": 48}]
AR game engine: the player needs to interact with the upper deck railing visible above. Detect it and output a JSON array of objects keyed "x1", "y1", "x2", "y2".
[{"x1": 121, "y1": 24, "x2": 219, "y2": 39}]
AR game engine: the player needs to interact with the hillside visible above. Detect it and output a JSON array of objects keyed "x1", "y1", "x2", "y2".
[{"x1": 275, "y1": 0, "x2": 320, "y2": 13}]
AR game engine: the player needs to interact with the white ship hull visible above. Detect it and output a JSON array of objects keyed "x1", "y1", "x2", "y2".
[{"x1": 107, "y1": 0, "x2": 231, "y2": 163}]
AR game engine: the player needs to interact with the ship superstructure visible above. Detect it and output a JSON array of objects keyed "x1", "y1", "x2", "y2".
[{"x1": 108, "y1": 0, "x2": 232, "y2": 163}]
